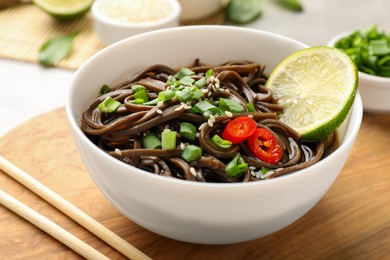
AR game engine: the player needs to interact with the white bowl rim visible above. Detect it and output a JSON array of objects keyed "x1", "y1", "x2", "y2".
[
  {"x1": 67, "y1": 25, "x2": 363, "y2": 189},
  {"x1": 92, "y1": 0, "x2": 181, "y2": 28},
  {"x1": 328, "y1": 31, "x2": 390, "y2": 84}
]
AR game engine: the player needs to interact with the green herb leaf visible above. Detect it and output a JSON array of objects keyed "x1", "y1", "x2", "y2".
[
  {"x1": 39, "y1": 32, "x2": 78, "y2": 67},
  {"x1": 277, "y1": 0, "x2": 303, "y2": 12},
  {"x1": 226, "y1": 0, "x2": 261, "y2": 25}
]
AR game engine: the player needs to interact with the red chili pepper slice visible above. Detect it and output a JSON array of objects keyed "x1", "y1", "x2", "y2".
[
  {"x1": 222, "y1": 116, "x2": 257, "y2": 144},
  {"x1": 247, "y1": 128, "x2": 282, "y2": 164}
]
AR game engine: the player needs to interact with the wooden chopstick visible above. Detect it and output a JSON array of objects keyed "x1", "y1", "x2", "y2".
[
  {"x1": 0, "y1": 189, "x2": 109, "y2": 260},
  {"x1": 0, "y1": 155, "x2": 151, "y2": 260}
]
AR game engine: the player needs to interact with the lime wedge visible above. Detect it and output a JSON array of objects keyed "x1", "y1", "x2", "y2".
[
  {"x1": 265, "y1": 46, "x2": 358, "y2": 141},
  {"x1": 33, "y1": 0, "x2": 93, "y2": 21}
]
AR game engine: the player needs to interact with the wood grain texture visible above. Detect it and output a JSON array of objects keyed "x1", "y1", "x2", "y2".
[{"x1": 0, "y1": 108, "x2": 389, "y2": 259}]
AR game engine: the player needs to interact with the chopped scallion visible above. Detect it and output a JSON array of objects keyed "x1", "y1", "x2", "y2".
[
  {"x1": 195, "y1": 77, "x2": 207, "y2": 87},
  {"x1": 131, "y1": 84, "x2": 146, "y2": 93},
  {"x1": 177, "y1": 67, "x2": 195, "y2": 79},
  {"x1": 205, "y1": 69, "x2": 215, "y2": 78},
  {"x1": 226, "y1": 154, "x2": 248, "y2": 177},
  {"x1": 161, "y1": 131, "x2": 177, "y2": 150},
  {"x1": 142, "y1": 133, "x2": 161, "y2": 149},
  {"x1": 247, "y1": 102, "x2": 256, "y2": 112},
  {"x1": 192, "y1": 88, "x2": 204, "y2": 100},
  {"x1": 99, "y1": 84, "x2": 111, "y2": 95},
  {"x1": 158, "y1": 89, "x2": 175, "y2": 101},
  {"x1": 218, "y1": 98, "x2": 245, "y2": 114},
  {"x1": 97, "y1": 96, "x2": 121, "y2": 113},
  {"x1": 211, "y1": 135, "x2": 232, "y2": 149},
  {"x1": 180, "y1": 122, "x2": 197, "y2": 140},
  {"x1": 134, "y1": 89, "x2": 148, "y2": 103},
  {"x1": 181, "y1": 144, "x2": 202, "y2": 162},
  {"x1": 193, "y1": 100, "x2": 221, "y2": 118},
  {"x1": 176, "y1": 88, "x2": 194, "y2": 102},
  {"x1": 143, "y1": 98, "x2": 159, "y2": 106},
  {"x1": 179, "y1": 76, "x2": 195, "y2": 86}
]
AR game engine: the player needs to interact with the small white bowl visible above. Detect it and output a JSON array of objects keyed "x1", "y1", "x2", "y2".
[
  {"x1": 67, "y1": 26, "x2": 362, "y2": 244},
  {"x1": 178, "y1": 0, "x2": 222, "y2": 21},
  {"x1": 329, "y1": 32, "x2": 390, "y2": 113},
  {"x1": 92, "y1": 0, "x2": 181, "y2": 45}
]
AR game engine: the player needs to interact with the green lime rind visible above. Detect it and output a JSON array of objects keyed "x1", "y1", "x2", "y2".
[
  {"x1": 266, "y1": 46, "x2": 358, "y2": 142},
  {"x1": 301, "y1": 83, "x2": 357, "y2": 141},
  {"x1": 33, "y1": 0, "x2": 93, "y2": 21}
]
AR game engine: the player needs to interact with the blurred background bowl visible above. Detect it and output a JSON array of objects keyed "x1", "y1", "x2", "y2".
[
  {"x1": 92, "y1": 0, "x2": 181, "y2": 45},
  {"x1": 329, "y1": 32, "x2": 390, "y2": 113},
  {"x1": 178, "y1": 0, "x2": 222, "y2": 21},
  {"x1": 67, "y1": 26, "x2": 362, "y2": 244}
]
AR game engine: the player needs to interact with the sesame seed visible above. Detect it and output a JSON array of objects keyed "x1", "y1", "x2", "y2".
[
  {"x1": 198, "y1": 122, "x2": 206, "y2": 130},
  {"x1": 209, "y1": 114, "x2": 216, "y2": 123},
  {"x1": 174, "y1": 105, "x2": 184, "y2": 111},
  {"x1": 114, "y1": 148, "x2": 122, "y2": 156},
  {"x1": 157, "y1": 109, "x2": 163, "y2": 114},
  {"x1": 190, "y1": 167, "x2": 197, "y2": 177},
  {"x1": 209, "y1": 76, "x2": 215, "y2": 82},
  {"x1": 247, "y1": 114, "x2": 254, "y2": 118},
  {"x1": 201, "y1": 89, "x2": 209, "y2": 93},
  {"x1": 157, "y1": 101, "x2": 164, "y2": 107},
  {"x1": 207, "y1": 119, "x2": 214, "y2": 127},
  {"x1": 225, "y1": 111, "x2": 233, "y2": 117},
  {"x1": 180, "y1": 142, "x2": 185, "y2": 150},
  {"x1": 225, "y1": 89, "x2": 230, "y2": 94},
  {"x1": 215, "y1": 78, "x2": 220, "y2": 84},
  {"x1": 249, "y1": 166, "x2": 256, "y2": 170},
  {"x1": 195, "y1": 132, "x2": 200, "y2": 138}
]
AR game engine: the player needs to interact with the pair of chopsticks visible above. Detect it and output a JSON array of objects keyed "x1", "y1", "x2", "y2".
[{"x1": 0, "y1": 155, "x2": 151, "y2": 260}]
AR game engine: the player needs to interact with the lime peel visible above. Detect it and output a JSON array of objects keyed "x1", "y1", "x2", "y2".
[
  {"x1": 33, "y1": 0, "x2": 93, "y2": 21},
  {"x1": 265, "y1": 46, "x2": 358, "y2": 141}
]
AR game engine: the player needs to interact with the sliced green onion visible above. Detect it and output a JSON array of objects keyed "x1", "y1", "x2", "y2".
[
  {"x1": 158, "y1": 89, "x2": 175, "y2": 101},
  {"x1": 192, "y1": 88, "x2": 204, "y2": 100},
  {"x1": 369, "y1": 39, "x2": 390, "y2": 56},
  {"x1": 99, "y1": 84, "x2": 111, "y2": 95},
  {"x1": 134, "y1": 89, "x2": 148, "y2": 103},
  {"x1": 181, "y1": 144, "x2": 202, "y2": 162},
  {"x1": 98, "y1": 96, "x2": 121, "y2": 113},
  {"x1": 205, "y1": 69, "x2": 215, "y2": 78},
  {"x1": 226, "y1": 154, "x2": 248, "y2": 177},
  {"x1": 211, "y1": 135, "x2": 232, "y2": 149},
  {"x1": 247, "y1": 102, "x2": 256, "y2": 112},
  {"x1": 180, "y1": 122, "x2": 197, "y2": 140},
  {"x1": 195, "y1": 77, "x2": 207, "y2": 87},
  {"x1": 167, "y1": 75, "x2": 180, "y2": 86},
  {"x1": 131, "y1": 84, "x2": 146, "y2": 93},
  {"x1": 143, "y1": 98, "x2": 159, "y2": 106},
  {"x1": 142, "y1": 133, "x2": 161, "y2": 149},
  {"x1": 193, "y1": 100, "x2": 221, "y2": 118},
  {"x1": 177, "y1": 67, "x2": 195, "y2": 79},
  {"x1": 161, "y1": 130, "x2": 177, "y2": 150},
  {"x1": 179, "y1": 76, "x2": 195, "y2": 86},
  {"x1": 176, "y1": 88, "x2": 194, "y2": 102},
  {"x1": 130, "y1": 98, "x2": 145, "y2": 104},
  {"x1": 261, "y1": 167, "x2": 270, "y2": 175},
  {"x1": 218, "y1": 98, "x2": 245, "y2": 114}
]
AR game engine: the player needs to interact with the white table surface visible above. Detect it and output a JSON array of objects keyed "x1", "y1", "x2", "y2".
[{"x1": 1, "y1": 0, "x2": 390, "y2": 137}]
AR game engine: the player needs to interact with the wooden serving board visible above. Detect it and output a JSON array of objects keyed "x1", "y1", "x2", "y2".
[{"x1": 0, "y1": 108, "x2": 389, "y2": 259}]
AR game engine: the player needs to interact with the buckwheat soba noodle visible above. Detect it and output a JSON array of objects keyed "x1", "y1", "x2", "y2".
[{"x1": 81, "y1": 60, "x2": 337, "y2": 183}]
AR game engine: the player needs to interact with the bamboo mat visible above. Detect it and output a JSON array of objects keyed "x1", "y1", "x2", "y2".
[{"x1": 0, "y1": 4, "x2": 225, "y2": 70}]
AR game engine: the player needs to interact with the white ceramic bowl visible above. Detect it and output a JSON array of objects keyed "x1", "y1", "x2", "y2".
[
  {"x1": 67, "y1": 26, "x2": 363, "y2": 244},
  {"x1": 178, "y1": 0, "x2": 222, "y2": 21},
  {"x1": 92, "y1": 0, "x2": 181, "y2": 45},
  {"x1": 329, "y1": 32, "x2": 390, "y2": 113}
]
